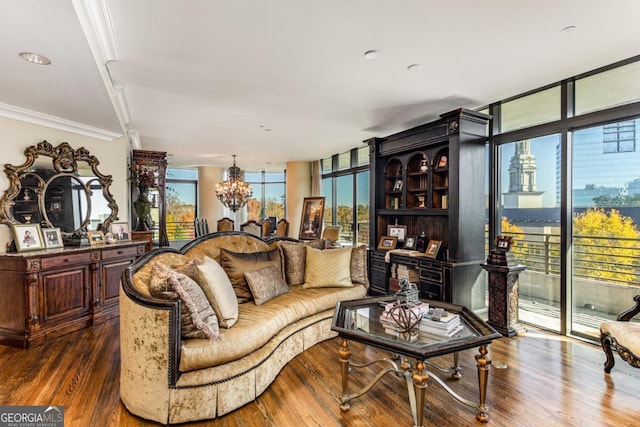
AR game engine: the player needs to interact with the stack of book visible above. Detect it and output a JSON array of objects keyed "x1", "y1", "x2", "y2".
[
  {"x1": 419, "y1": 310, "x2": 463, "y2": 337},
  {"x1": 395, "y1": 264, "x2": 419, "y2": 282},
  {"x1": 379, "y1": 301, "x2": 430, "y2": 337}
]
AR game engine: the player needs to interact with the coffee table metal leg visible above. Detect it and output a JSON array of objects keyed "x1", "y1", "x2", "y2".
[
  {"x1": 475, "y1": 344, "x2": 491, "y2": 423},
  {"x1": 339, "y1": 338, "x2": 351, "y2": 411},
  {"x1": 412, "y1": 360, "x2": 428, "y2": 427},
  {"x1": 451, "y1": 351, "x2": 461, "y2": 379}
]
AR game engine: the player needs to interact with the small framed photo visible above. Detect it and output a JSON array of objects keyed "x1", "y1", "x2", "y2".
[
  {"x1": 110, "y1": 222, "x2": 131, "y2": 241},
  {"x1": 12, "y1": 223, "x2": 45, "y2": 252},
  {"x1": 43, "y1": 227, "x2": 64, "y2": 249},
  {"x1": 87, "y1": 231, "x2": 106, "y2": 246},
  {"x1": 393, "y1": 179, "x2": 403, "y2": 192},
  {"x1": 403, "y1": 235, "x2": 417, "y2": 250},
  {"x1": 377, "y1": 236, "x2": 398, "y2": 250},
  {"x1": 425, "y1": 240, "x2": 442, "y2": 259},
  {"x1": 437, "y1": 154, "x2": 448, "y2": 169},
  {"x1": 387, "y1": 224, "x2": 407, "y2": 242}
]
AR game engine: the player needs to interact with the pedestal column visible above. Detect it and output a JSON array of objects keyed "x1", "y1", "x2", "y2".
[{"x1": 481, "y1": 263, "x2": 526, "y2": 337}]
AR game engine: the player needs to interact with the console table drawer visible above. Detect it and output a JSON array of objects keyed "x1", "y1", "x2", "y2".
[
  {"x1": 420, "y1": 268, "x2": 443, "y2": 283},
  {"x1": 102, "y1": 246, "x2": 140, "y2": 260},
  {"x1": 41, "y1": 252, "x2": 93, "y2": 269}
]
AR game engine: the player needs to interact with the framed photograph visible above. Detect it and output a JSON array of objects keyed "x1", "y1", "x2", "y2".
[
  {"x1": 377, "y1": 236, "x2": 398, "y2": 250},
  {"x1": 425, "y1": 240, "x2": 442, "y2": 259},
  {"x1": 12, "y1": 223, "x2": 45, "y2": 252},
  {"x1": 437, "y1": 154, "x2": 448, "y2": 169},
  {"x1": 299, "y1": 197, "x2": 325, "y2": 240},
  {"x1": 87, "y1": 231, "x2": 106, "y2": 246},
  {"x1": 110, "y1": 222, "x2": 131, "y2": 241},
  {"x1": 393, "y1": 179, "x2": 403, "y2": 192},
  {"x1": 403, "y1": 235, "x2": 417, "y2": 250},
  {"x1": 42, "y1": 227, "x2": 64, "y2": 249},
  {"x1": 387, "y1": 224, "x2": 407, "y2": 242}
]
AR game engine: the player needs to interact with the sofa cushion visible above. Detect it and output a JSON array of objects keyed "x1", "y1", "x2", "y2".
[
  {"x1": 195, "y1": 256, "x2": 239, "y2": 328},
  {"x1": 172, "y1": 258, "x2": 202, "y2": 280},
  {"x1": 303, "y1": 246, "x2": 353, "y2": 288},
  {"x1": 350, "y1": 244, "x2": 369, "y2": 288},
  {"x1": 179, "y1": 284, "x2": 367, "y2": 372},
  {"x1": 220, "y1": 248, "x2": 282, "y2": 303},
  {"x1": 244, "y1": 265, "x2": 290, "y2": 305},
  {"x1": 277, "y1": 239, "x2": 326, "y2": 285},
  {"x1": 148, "y1": 262, "x2": 221, "y2": 340}
]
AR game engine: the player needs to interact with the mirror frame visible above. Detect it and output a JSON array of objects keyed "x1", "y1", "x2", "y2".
[{"x1": 0, "y1": 140, "x2": 119, "y2": 235}]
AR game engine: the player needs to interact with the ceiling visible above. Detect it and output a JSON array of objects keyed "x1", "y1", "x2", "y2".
[{"x1": 1, "y1": 1, "x2": 639, "y2": 171}]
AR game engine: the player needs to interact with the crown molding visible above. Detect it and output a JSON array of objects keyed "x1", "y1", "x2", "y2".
[{"x1": 0, "y1": 102, "x2": 122, "y2": 141}]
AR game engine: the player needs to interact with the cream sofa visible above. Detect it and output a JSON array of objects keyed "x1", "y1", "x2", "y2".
[{"x1": 119, "y1": 231, "x2": 368, "y2": 424}]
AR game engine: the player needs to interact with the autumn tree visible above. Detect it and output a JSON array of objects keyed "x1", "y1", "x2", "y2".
[{"x1": 573, "y1": 208, "x2": 640, "y2": 283}]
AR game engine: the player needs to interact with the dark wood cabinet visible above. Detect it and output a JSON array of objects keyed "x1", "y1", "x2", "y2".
[
  {"x1": 0, "y1": 241, "x2": 146, "y2": 348},
  {"x1": 367, "y1": 108, "x2": 490, "y2": 309}
]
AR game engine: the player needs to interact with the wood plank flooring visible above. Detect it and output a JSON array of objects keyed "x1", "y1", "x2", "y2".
[{"x1": 0, "y1": 317, "x2": 638, "y2": 426}]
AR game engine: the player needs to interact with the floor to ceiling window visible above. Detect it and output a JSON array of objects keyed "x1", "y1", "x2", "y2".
[
  {"x1": 164, "y1": 169, "x2": 197, "y2": 240},
  {"x1": 488, "y1": 55, "x2": 640, "y2": 339},
  {"x1": 571, "y1": 119, "x2": 640, "y2": 336},
  {"x1": 321, "y1": 146, "x2": 369, "y2": 245},
  {"x1": 244, "y1": 171, "x2": 286, "y2": 225}
]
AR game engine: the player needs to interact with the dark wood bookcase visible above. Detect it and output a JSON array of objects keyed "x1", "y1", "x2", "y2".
[{"x1": 367, "y1": 108, "x2": 490, "y2": 310}]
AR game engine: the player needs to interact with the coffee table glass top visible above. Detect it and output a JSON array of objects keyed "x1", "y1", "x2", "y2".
[{"x1": 332, "y1": 296, "x2": 500, "y2": 360}]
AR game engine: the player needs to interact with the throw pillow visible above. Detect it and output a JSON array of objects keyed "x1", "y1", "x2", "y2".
[
  {"x1": 172, "y1": 258, "x2": 202, "y2": 280},
  {"x1": 244, "y1": 265, "x2": 290, "y2": 305},
  {"x1": 277, "y1": 239, "x2": 327, "y2": 286},
  {"x1": 303, "y1": 246, "x2": 353, "y2": 288},
  {"x1": 350, "y1": 244, "x2": 369, "y2": 288},
  {"x1": 220, "y1": 248, "x2": 282, "y2": 303},
  {"x1": 148, "y1": 262, "x2": 221, "y2": 340},
  {"x1": 194, "y1": 256, "x2": 239, "y2": 328}
]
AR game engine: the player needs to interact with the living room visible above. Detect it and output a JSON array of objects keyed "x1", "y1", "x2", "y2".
[{"x1": 1, "y1": 1, "x2": 639, "y2": 426}]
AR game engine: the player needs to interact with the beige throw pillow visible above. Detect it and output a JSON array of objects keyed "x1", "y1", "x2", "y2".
[
  {"x1": 194, "y1": 256, "x2": 239, "y2": 328},
  {"x1": 303, "y1": 246, "x2": 353, "y2": 288},
  {"x1": 244, "y1": 266, "x2": 290, "y2": 305},
  {"x1": 148, "y1": 262, "x2": 221, "y2": 340},
  {"x1": 350, "y1": 244, "x2": 369, "y2": 288},
  {"x1": 277, "y1": 239, "x2": 327, "y2": 286}
]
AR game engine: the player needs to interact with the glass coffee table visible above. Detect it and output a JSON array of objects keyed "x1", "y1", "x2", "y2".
[{"x1": 331, "y1": 296, "x2": 501, "y2": 426}]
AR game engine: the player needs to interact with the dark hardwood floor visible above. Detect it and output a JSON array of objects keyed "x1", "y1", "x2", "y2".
[{"x1": 0, "y1": 317, "x2": 638, "y2": 427}]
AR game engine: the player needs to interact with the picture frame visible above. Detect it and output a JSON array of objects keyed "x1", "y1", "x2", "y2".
[
  {"x1": 425, "y1": 240, "x2": 442, "y2": 259},
  {"x1": 437, "y1": 154, "x2": 448, "y2": 169},
  {"x1": 298, "y1": 196, "x2": 325, "y2": 240},
  {"x1": 377, "y1": 236, "x2": 398, "y2": 250},
  {"x1": 393, "y1": 179, "x2": 403, "y2": 192},
  {"x1": 403, "y1": 235, "x2": 417, "y2": 250},
  {"x1": 387, "y1": 224, "x2": 407, "y2": 242},
  {"x1": 110, "y1": 222, "x2": 131, "y2": 241},
  {"x1": 42, "y1": 227, "x2": 64, "y2": 249},
  {"x1": 12, "y1": 223, "x2": 45, "y2": 252},
  {"x1": 87, "y1": 230, "x2": 106, "y2": 246}
]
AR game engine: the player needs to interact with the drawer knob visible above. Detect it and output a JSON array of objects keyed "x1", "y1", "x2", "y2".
[{"x1": 117, "y1": 251, "x2": 123, "y2": 255}]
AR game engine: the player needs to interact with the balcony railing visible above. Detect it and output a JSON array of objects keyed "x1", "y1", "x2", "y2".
[{"x1": 500, "y1": 231, "x2": 640, "y2": 287}]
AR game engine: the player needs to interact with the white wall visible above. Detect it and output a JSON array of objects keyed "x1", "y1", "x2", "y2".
[{"x1": 0, "y1": 116, "x2": 129, "y2": 253}]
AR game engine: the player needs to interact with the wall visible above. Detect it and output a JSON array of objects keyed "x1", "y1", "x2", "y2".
[{"x1": 0, "y1": 116, "x2": 129, "y2": 253}]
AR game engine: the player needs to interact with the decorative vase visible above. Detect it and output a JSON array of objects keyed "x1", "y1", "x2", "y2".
[{"x1": 134, "y1": 187, "x2": 152, "y2": 231}]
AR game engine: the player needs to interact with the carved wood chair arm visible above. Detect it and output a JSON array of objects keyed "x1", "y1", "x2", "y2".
[{"x1": 617, "y1": 294, "x2": 640, "y2": 321}]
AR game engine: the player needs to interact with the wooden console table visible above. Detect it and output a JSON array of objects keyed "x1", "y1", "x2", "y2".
[
  {"x1": 0, "y1": 241, "x2": 146, "y2": 348},
  {"x1": 132, "y1": 230, "x2": 154, "y2": 253}
]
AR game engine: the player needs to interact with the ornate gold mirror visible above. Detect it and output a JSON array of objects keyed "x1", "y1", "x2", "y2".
[{"x1": 0, "y1": 141, "x2": 119, "y2": 238}]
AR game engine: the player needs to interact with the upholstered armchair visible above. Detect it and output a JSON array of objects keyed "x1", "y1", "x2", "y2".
[
  {"x1": 600, "y1": 294, "x2": 640, "y2": 372},
  {"x1": 217, "y1": 217, "x2": 234, "y2": 232},
  {"x1": 321, "y1": 225, "x2": 342, "y2": 246}
]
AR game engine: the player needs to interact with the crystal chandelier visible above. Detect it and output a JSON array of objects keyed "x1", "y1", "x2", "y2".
[{"x1": 215, "y1": 155, "x2": 253, "y2": 212}]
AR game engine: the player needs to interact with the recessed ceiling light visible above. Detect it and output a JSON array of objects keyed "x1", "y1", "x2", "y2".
[
  {"x1": 364, "y1": 50, "x2": 380, "y2": 60},
  {"x1": 407, "y1": 64, "x2": 423, "y2": 71},
  {"x1": 19, "y1": 51, "x2": 52, "y2": 65},
  {"x1": 561, "y1": 25, "x2": 576, "y2": 35}
]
